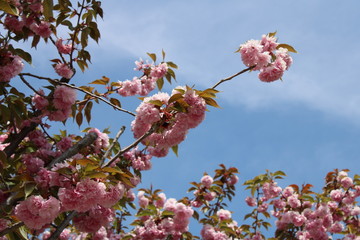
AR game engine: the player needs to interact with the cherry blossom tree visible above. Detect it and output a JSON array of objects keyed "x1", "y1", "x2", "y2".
[{"x1": 0, "y1": 1, "x2": 359, "y2": 240}]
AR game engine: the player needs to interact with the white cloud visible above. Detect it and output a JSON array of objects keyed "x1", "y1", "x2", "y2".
[{"x1": 96, "y1": 1, "x2": 360, "y2": 125}]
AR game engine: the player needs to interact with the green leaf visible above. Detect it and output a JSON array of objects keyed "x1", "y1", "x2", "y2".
[
  {"x1": 166, "y1": 61, "x2": 178, "y2": 69},
  {"x1": 84, "y1": 101, "x2": 93, "y2": 123},
  {"x1": 148, "y1": 100, "x2": 164, "y2": 107},
  {"x1": 204, "y1": 97, "x2": 221, "y2": 108},
  {"x1": 162, "y1": 49, "x2": 166, "y2": 60},
  {"x1": 86, "y1": 172, "x2": 108, "y2": 179},
  {"x1": 161, "y1": 210, "x2": 175, "y2": 217},
  {"x1": 168, "y1": 93, "x2": 183, "y2": 104},
  {"x1": 24, "y1": 182, "x2": 36, "y2": 198},
  {"x1": 147, "y1": 52, "x2": 156, "y2": 62},
  {"x1": 110, "y1": 98, "x2": 121, "y2": 108},
  {"x1": 43, "y1": 0, "x2": 54, "y2": 20},
  {"x1": 171, "y1": 145, "x2": 178, "y2": 157},
  {"x1": 76, "y1": 112, "x2": 83, "y2": 127},
  {"x1": 268, "y1": 31, "x2": 277, "y2": 37},
  {"x1": 0, "y1": 0, "x2": 19, "y2": 16},
  {"x1": 156, "y1": 77, "x2": 164, "y2": 91},
  {"x1": 14, "y1": 48, "x2": 32, "y2": 64},
  {"x1": 277, "y1": 43, "x2": 298, "y2": 53}
]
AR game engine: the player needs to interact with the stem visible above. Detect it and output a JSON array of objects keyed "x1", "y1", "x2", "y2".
[
  {"x1": 100, "y1": 126, "x2": 126, "y2": 166},
  {"x1": 20, "y1": 73, "x2": 136, "y2": 116},
  {"x1": 19, "y1": 75, "x2": 43, "y2": 96},
  {"x1": 0, "y1": 222, "x2": 24, "y2": 237},
  {"x1": 69, "y1": 0, "x2": 86, "y2": 70},
  {"x1": 211, "y1": 66, "x2": 255, "y2": 89},
  {"x1": 47, "y1": 132, "x2": 98, "y2": 168},
  {"x1": 48, "y1": 211, "x2": 77, "y2": 240},
  {"x1": 105, "y1": 124, "x2": 158, "y2": 167}
]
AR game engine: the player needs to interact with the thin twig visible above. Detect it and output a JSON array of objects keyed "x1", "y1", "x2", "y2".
[
  {"x1": 105, "y1": 124, "x2": 158, "y2": 167},
  {"x1": 47, "y1": 132, "x2": 98, "y2": 168},
  {"x1": 0, "y1": 222, "x2": 24, "y2": 237},
  {"x1": 100, "y1": 126, "x2": 126, "y2": 166},
  {"x1": 19, "y1": 75, "x2": 43, "y2": 96},
  {"x1": 69, "y1": 0, "x2": 86, "y2": 70},
  {"x1": 211, "y1": 66, "x2": 255, "y2": 89},
  {"x1": 48, "y1": 211, "x2": 77, "y2": 240},
  {"x1": 19, "y1": 73, "x2": 136, "y2": 117}
]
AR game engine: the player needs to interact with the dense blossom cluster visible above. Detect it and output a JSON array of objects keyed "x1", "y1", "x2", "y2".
[
  {"x1": 0, "y1": 52, "x2": 24, "y2": 82},
  {"x1": 243, "y1": 170, "x2": 360, "y2": 240},
  {"x1": 33, "y1": 85, "x2": 77, "y2": 121},
  {"x1": 117, "y1": 59, "x2": 168, "y2": 97},
  {"x1": 127, "y1": 193, "x2": 194, "y2": 240},
  {"x1": 131, "y1": 86, "x2": 206, "y2": 157},
  {"x1": 239, "y1": 34, "x2": 293, "y2": 82},
  {"x1": 14, "y1": 196, "x2": 60, "y2": 230}
]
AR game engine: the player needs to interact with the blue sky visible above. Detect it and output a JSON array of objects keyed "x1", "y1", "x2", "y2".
[{"x1": 18, "y1": 0, "x2": 360, "y2": 235}]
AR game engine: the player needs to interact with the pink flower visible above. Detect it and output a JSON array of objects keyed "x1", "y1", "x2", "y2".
[
  {"x1": 261, "y1": 34, "x2": 278, "y2": 52},
  {"x1": 54, "y1": 63, "x2": 74, "y2": 79},
  {"x1": 30, "y1": 21, "x2": 52, "y2": 38},
  {"x1": 0, "y1": 54, "x2": 24, "y2": 82},
  {"x1": 88, "y1": 128, "x2": 110, "y2": 153},
  {"x1": 14, "y1": 196, "x2": 60, "y2": 229},
  {"x1": 258, "y1": 58, "x2": 286, "y2": 82},
  {"x1": 340, "y1": 176, "x2": 353, "y2": 188},
  {"x1": 245, "y1": 196, "x2": 257, "y2": 207},
  {"x1": 58, "y1": 178, "x2": 106, "y2": 212},
  {"x1": 100, "y1": 183, "x2": 125, "y2": 208},
  {"x1": 288, "y1": 194, "x2": 301, "y2": 209},
  {"x1": 239, "y1": 39, "x2": 271, "y2": 70},
  {"x1": 330, "y1": 189, "x2": 344, "y2": 202},
  {"x1": 257, "y1": 202, "x2": 268, "y2": 213},
  {"x1": 227, "y1": 175, "x2": 239, "y2": 185},
  {"x1": 4, "y1": 15, "x2": 24, "y2": 32},
  {"x1": 53, "y1": 85, "x2": 76, "y2": 110},
  {"x1": 201, "y1": 175, "x2": 213, "y2": 188},
  {"x1": 55, "y1": 38, "x2": 72, "y2": 54},
  {"x1": 32, "y1": 89, "x2": 49, "y2": 110},
  {"x1": 216, "y1": 209, "x2": 231, "y2": 220},
  {"x1": 73, "y1": 206, "x2": 114, "y2": 233},
  {"x1": 150, "y1": 63, "x2": 168, "y2": 78},
  {"x1": 137, "y1": 191, "x2": 149, "y2": 208},
  {"x1": 155, "y1": 193, "x2": 166, "y2": 208}
]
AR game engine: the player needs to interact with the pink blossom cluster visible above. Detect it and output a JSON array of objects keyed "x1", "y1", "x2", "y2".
[
  {"x1": 88, "y1": 128, "x2": 110, "y2": 153},
  {"x1": 0, "y1": 52, "x2": 24, "y2": 82},
  {"x1": 131, "y1": 196, "x2": 194, "y2": 240},
  {"x1": 73, "y1": 205, "x2": 115, "y2": 233},
  {"x1": 244, "y1": 171, "x2": 360, "y2": 239},
  {"x1": 54, "y1": 63, "x2": 74, "y2": 79},
  {"x1": 55, "y1": 38, "x2": 72, "y2": 54},
  {"x1": 42, "y1": 229, "x2": 71, "y2": 240},
  {"x1": 131, "y1": 87, "x2": 206, "y2": 157},
  {"x1": 239, "y1": 34, "x2": 293, "y2": 82},
  {"x1": 33, "y1": 85, "x2": 76, "y2": 121},
  {"x1": 14, "y1": 196, "x2": 60, "y2": 230},
  {"x1": 58, "y1": 178, "x2": 125, "y2": 212},
  {"x1": 200, "y1": 224, "x2": 230, "y2": 240},
  {"x1": 191, "y1": 172, "x2": 238, "y2": 208},
  {"x1": 123, "y1": 148, "x2": 152, "y2": 171},
  {"x1": 3, "y1": 1, "x2": 52, "y2": 38},
  {"x1": 117, "y1": 59, "x2": 168, "y2": 97},
  {"x1": 21, "y1": 129, "x2": 62, "y2": 174}
]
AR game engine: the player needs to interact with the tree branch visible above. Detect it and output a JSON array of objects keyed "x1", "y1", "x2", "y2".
[
  {"x1": 47, "y1": 132, "x2": 98, "y2": 168},
  {"x1": 0, "y1": 222, "x2": 24, "y2": 237},
  {"x1": 211, "y1": 66, "x2": 255, "y2": 89},
  {"x1": 105, "y1": 124, "x2": 158, "y2": 167},
  {"x1": 100, "y1": 126, "x2": 125, "y2": 166},
  {"x1": 19, "y1": 73, "x2": 136, "y2": 117},
  {"x1": 48, "y1": 211, "x2": 77, "y2": 240}
]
